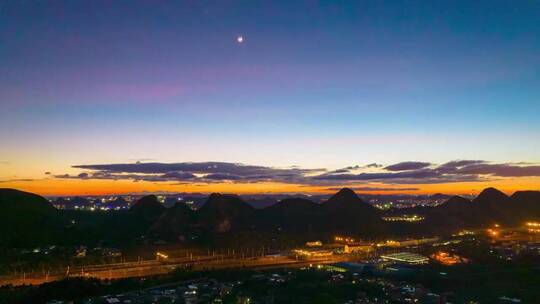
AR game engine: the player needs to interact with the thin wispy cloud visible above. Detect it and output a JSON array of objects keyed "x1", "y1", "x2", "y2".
[{"x1": 0, "y1": 178, "x2": 36, "y2": 183}]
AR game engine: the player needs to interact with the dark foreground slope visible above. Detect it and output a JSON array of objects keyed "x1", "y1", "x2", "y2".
[
  {"x1": 0, "y1": 189, "x2": 65, "y2": 246},
  {"x1": 0, "y1": 192, "x2": 169, "y2": 247}
]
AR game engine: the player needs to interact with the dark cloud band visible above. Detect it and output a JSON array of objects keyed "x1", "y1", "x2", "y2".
[
  {"x1": 384, "y1": 161, "x2": 432, "y2": 171},
  {"x1": 54, "y1": 160, "x2": 540, "y2": 187}
]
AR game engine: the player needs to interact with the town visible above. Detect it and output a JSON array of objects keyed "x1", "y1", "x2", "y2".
[{"x1": 3, "y1": 220, "x2": 540, "y2": 303}]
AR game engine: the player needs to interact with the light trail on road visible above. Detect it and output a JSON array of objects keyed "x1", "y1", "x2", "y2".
[{"x1": 0, "y1": 253, "x2": 354, "y2": 287}]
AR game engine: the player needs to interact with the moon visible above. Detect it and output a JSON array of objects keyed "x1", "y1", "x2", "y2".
[{"x1": 236, "y1": 36, "x2": 244, "y2": 43}]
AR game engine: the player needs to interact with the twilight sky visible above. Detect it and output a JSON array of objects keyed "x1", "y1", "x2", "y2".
[{"x1": 1, "y1": 1, "x2": 540, "y2": 195}]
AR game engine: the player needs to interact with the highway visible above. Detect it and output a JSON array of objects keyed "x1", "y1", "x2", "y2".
[
  {"x1": 4, "y1": 227, "x2": 535, "y2": 287},
  {"x1": 0, "y1": 253, "x2": 352, "y2": 287}
]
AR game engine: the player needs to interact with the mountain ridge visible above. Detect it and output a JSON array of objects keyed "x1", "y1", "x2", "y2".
[{"x1": 2, "y1": 187, "x2": 540, "y2": 247}]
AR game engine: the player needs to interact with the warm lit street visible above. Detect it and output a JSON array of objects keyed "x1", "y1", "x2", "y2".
[{"x1": 0, "y1": 253, "x2": 352, "y2": 286}]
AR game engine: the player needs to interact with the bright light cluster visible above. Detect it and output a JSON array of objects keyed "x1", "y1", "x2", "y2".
[
  {"x1": 382, "y1": 214, "x2": 424, "y2": 222},
  {"x1": 334, "y1": 236, "x2": 355, "y2": 243}
]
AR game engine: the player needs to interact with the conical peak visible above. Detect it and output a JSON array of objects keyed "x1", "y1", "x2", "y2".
[
  {"x1": 325, "y1": 188, "x2": 364, "y2": 205},
  {"x1": 333, "y1": 188, "x2": 358, "y2": 199},
  {"x1": 475, "y1": 187, "x2": 508, "y2": 201}
]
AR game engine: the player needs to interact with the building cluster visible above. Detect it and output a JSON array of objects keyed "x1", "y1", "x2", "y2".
[
  {"x1": 375, "y1": 237, "x2": 439, "y2": 248},
  {"x1": 382, "y1": 214, "x2": 424, "y2": 222},
  {"x1": 308, "y1": 264, "x2": 448, "y2": 303},
  {"x1": 430, "y1": 251, "x2": 469, "y2": 265},
  {"x1": 380, "y1": 252, "x2": 429, "y2": 265},
  {"x1": 47, "y1": 279, "x2": 236, "y2": 304},
  {"x1": 45, "y1": 273, "x2": 290, "y2": 304},
  {"x1": 481, "y1": 222, "x2": 540, "y2": 260},
  {"x1": 293, "y1": 236, "x2": 442, "y2": 261},
  {"x1": 294, "y1": 237, "x2": 377, "y2": 259},
  {"x1": 51, "y1": 196, "x2": 134, "y2": 211},
  {"x1": 525, "y1": 221, "x2": 540, "y2": 233},
  {"x1": 16, "y1": 245, "x2": 122, "y2": 260},
  {"x1": 50, "y1": 194, "x2": 183, "y2": 211},
  {"x1": 368, "y1": 196, "x2": 449, "y2": 210},
  {"x1": 292, "y1": 248, "x2": 334, "y2": 259},
  {"x1": 489, "y1": 240, "x2": 540, "y2": 260},
  {"x1": 45, "y1": 265, "x2": 455, "y2": 304}
]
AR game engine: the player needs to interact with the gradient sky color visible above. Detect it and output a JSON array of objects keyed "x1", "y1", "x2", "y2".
[{"x1": 1, "y1": 1, "x2": 540, "y2": 195}]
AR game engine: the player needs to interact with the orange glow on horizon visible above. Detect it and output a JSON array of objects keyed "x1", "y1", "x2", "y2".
[{"x1": 1, "y1": 176, "x2": 540, "y2": 197}]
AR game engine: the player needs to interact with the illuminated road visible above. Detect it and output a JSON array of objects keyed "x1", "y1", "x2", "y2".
[
  {"x1": 0, "y1": 253, "x2": 353, "y2": 287},
  {"x1": 4, "y1": 226, "x2": 533, "y2": 287}
]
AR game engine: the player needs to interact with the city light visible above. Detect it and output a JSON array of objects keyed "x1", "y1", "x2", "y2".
[
  {"x1": 487, "y1": 229, "x2": 499, "y2": 237},
  {"x1": 382, "y1": 214, "x2": 424, "y2": 222},
  {"x1": 306, "y1": 241, "x2": 323, "y2": 247},
  {"x1": 455, "y1": 230, "x2": 475, "y2": 236},
  {"x1": 381, "y1": 252, "x2": 429, "y2": 265},
  {"x1": 430, "y1": 251, "x2": 469, "y2": 265},
  {"x1": 156, "y1": 252, "x2": 169, "y2": 260},
  {"x1": 292, "y1": 249, "x2": 333, "y2": 259},
  {"x1": 334, "y1": 236, "x2": 355, "y2": 243},
  {"x1": 526, "y1": 222, "x2": 540, "y2": 233}
]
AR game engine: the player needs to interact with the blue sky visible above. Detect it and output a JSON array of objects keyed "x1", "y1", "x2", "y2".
[{"x1": 1, "y1": 1, "x2": 539, "y2": 194}]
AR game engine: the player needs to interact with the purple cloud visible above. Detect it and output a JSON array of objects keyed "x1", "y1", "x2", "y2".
[
  {"x1": 53, "y1": 160, "x2": 540, "y2": 186},
  {"x1": 365, "y1": 163, "x2": 383, "y2": 168},
  {"x1": 325, "y1": 186, "x2": 420, "y2": 192},
  {"x1": 455, "y1": 164, "x2": 540, "y2": 177},
  {"x1": 204, "y1": 173, "x2": 244, "y2": 180},
  {"x1": 72, "y1": 162, "x2": 322, "y2": 177},
  {"x1": 384, "y1": 161, "x2": 432, "y2": 171},
  {"x1": 160, "y1": 171, "x2": 197, "y2": 180}
]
